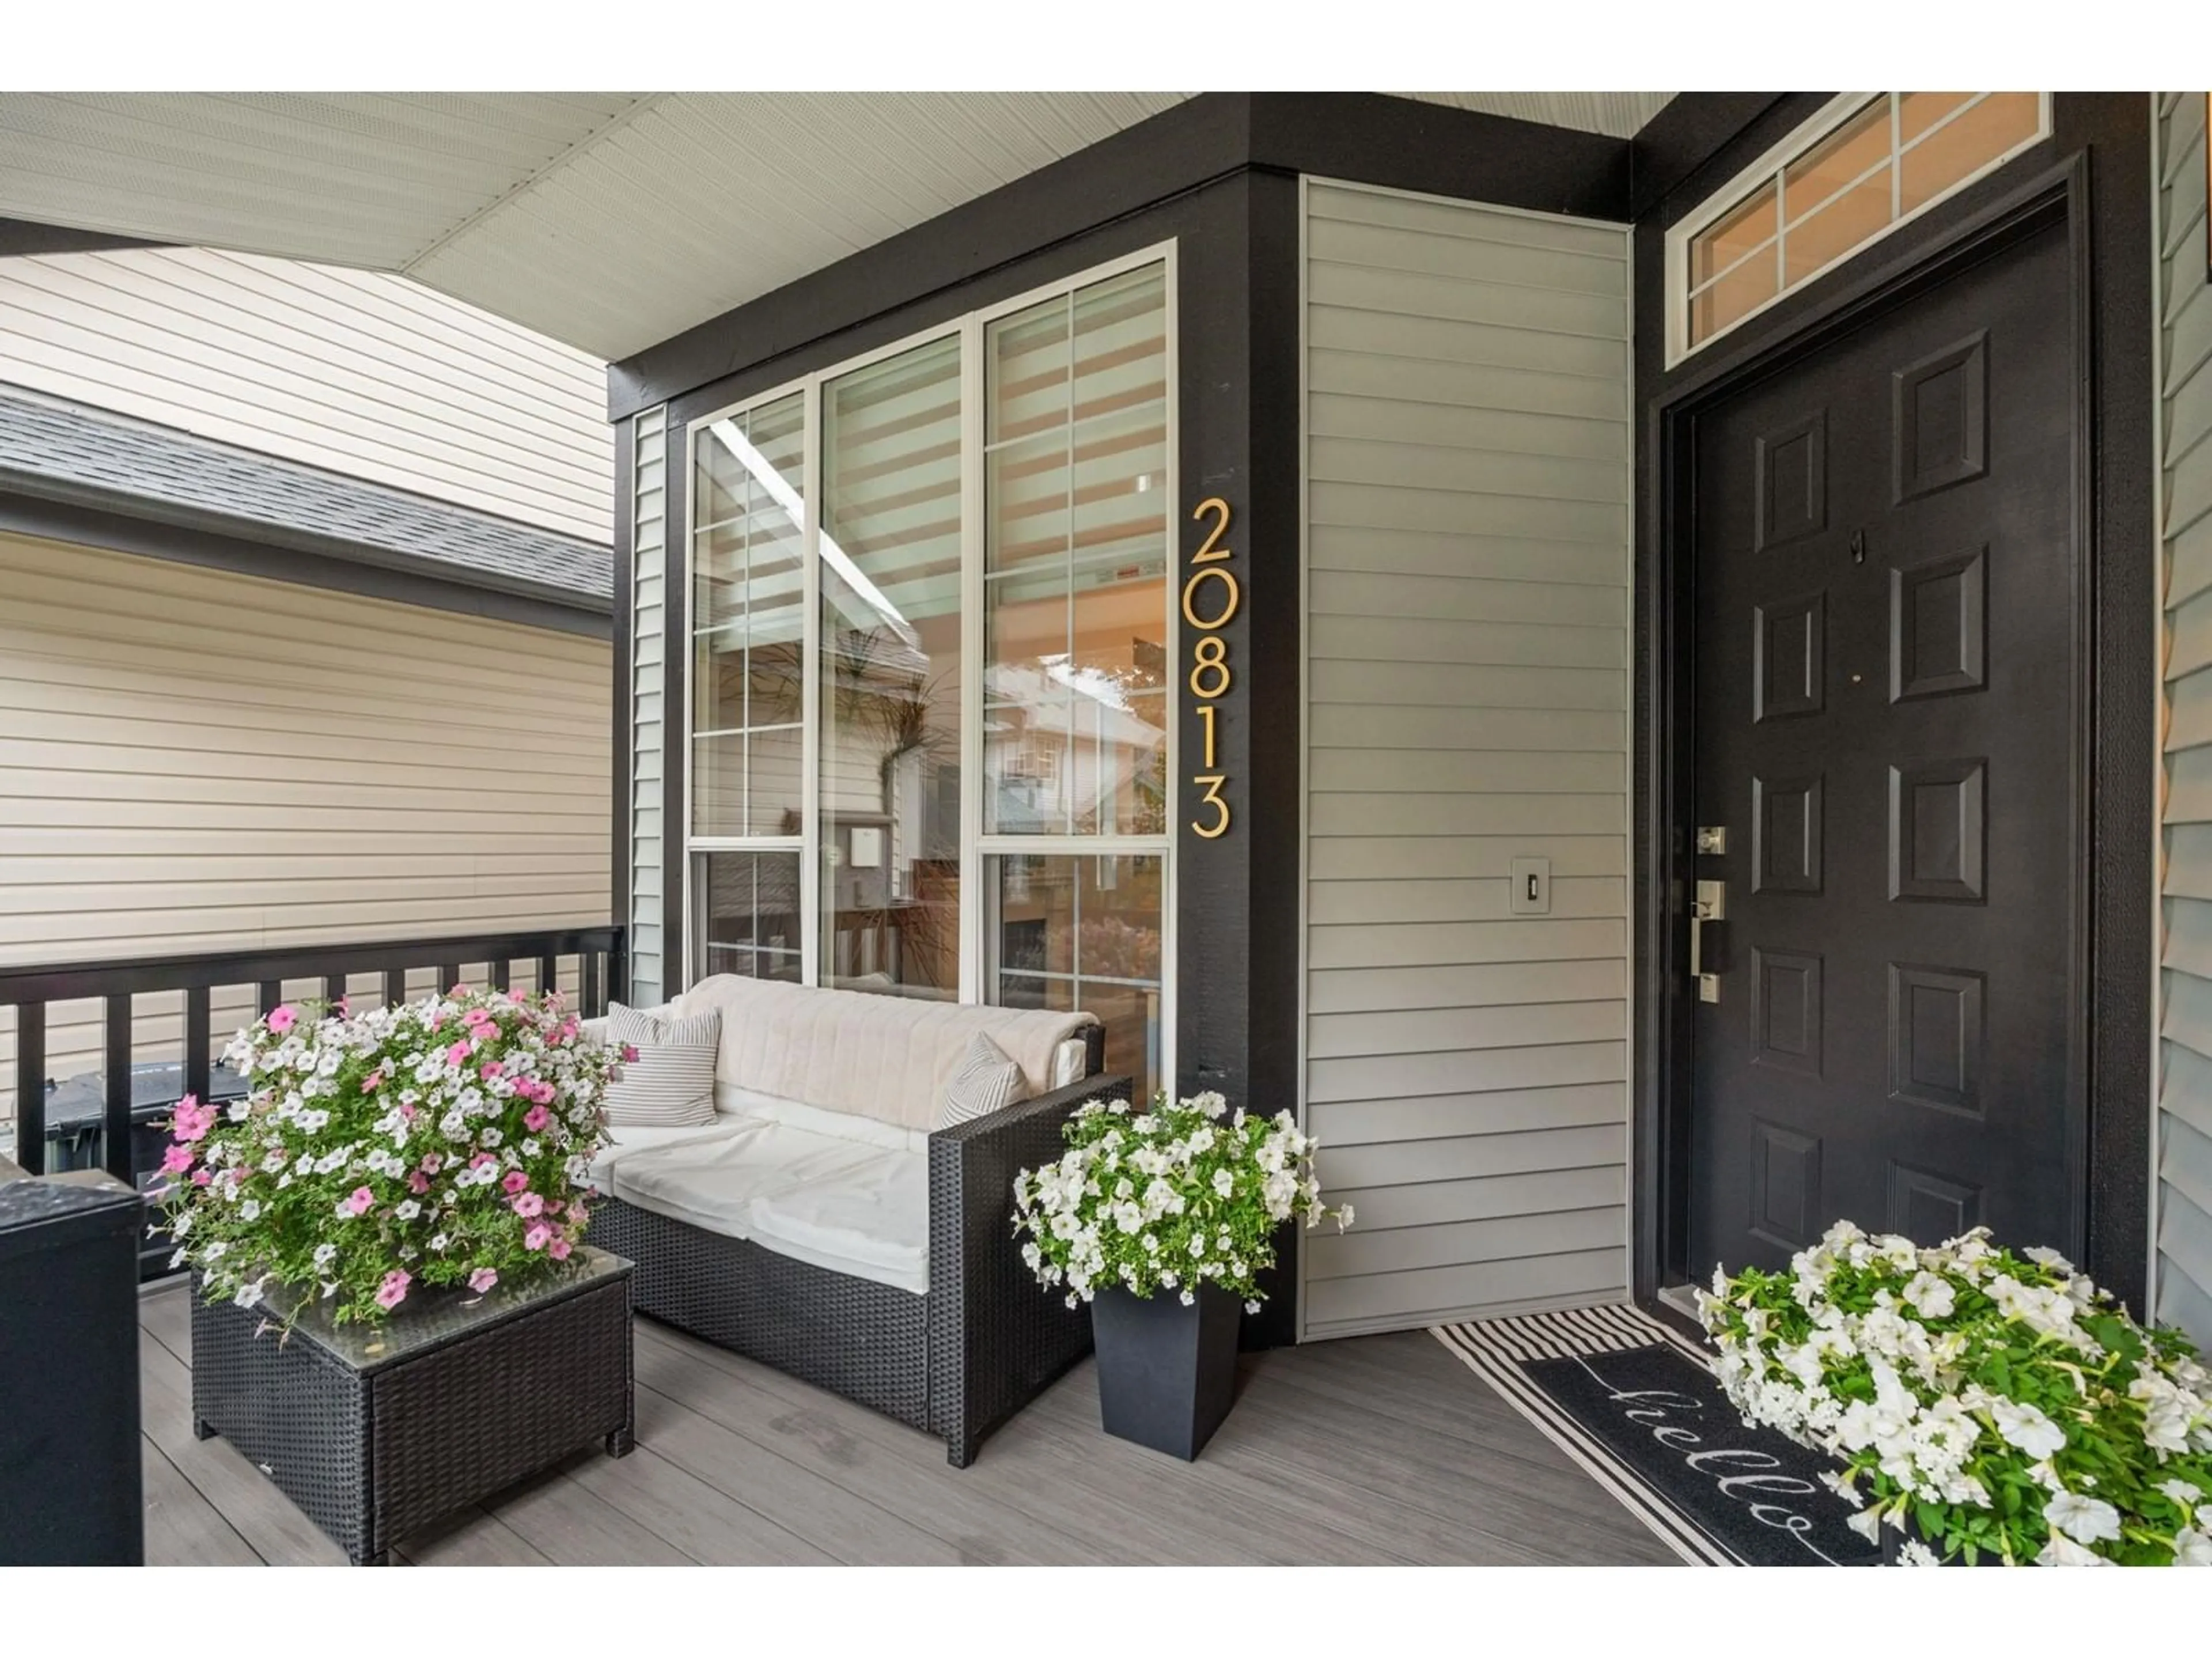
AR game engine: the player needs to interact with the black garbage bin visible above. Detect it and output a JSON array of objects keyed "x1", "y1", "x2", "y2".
[
  {"x1": 40, "y1": 1059, "x2": 250, "y2": 1176},
  {"x1": 40, "y1": 1061, "x2": 250, "y2": 1277},
  {"x1": 0, "y1": 1156, "x2": 144, "y2": 1565}
]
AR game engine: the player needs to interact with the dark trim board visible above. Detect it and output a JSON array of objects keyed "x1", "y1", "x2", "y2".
[
  {"x1": 1628, "y1": 93, "x2": 2155, "y2": 1312},
  {"x1": 609, "y1": 93, "x2": 1637, "y2": 420},
  {"x1": 609, "y1": 416, "x2": 635, "y2": 959},
  {"x1": 0, "y1": 490, "x2": 612, "y2": 639}
]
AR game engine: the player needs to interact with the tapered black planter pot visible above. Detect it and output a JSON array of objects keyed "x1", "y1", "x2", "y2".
[{"x1": 1090, "y1": 1283, "x2": 1240, "y2": 1460}]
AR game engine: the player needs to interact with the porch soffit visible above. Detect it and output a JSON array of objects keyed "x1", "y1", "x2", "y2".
[{"x1": 0, "y1": 92, "x2": 1673, "y2": 363}]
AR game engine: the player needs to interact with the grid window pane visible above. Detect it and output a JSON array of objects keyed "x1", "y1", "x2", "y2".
[
  {"x1": 992, "y1": 854, "x2": 1164, "y2": 1106},
  {"x1": 819, "y1": 335, "x2": 963, "y2": 1001},
  {"x1": 1900, "y1": 93, "x2": 2041, "y2": 213},
  {"x1": 1783, "y1": 163, "x2": 1892, "y2": 283},
  {"x1": 1686, "y1": 94, "x2": 2046, "y2": 353},
  {"x1": 692, "y1": 392, "x2": 805, "y2": 836},
  {"x1": 1690, "y1": 187, "x2": 1777, "y2": 287},
  {"x1": 984, "y1": 263, "x2": 1170, "y2": 837},
  {"x1": 695, "y1": 851, "x2": 802, "y2": 982},
  {"x1": 1782, "y1": 98, "x2": 1889, "y2": 224}
]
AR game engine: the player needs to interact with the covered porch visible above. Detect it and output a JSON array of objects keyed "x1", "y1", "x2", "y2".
[{"x1": 0, "y1": 75, "x2": 2202, "y2": 1582}]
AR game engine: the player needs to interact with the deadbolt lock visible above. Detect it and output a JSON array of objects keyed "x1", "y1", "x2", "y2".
[{"x1": 1695, "y1": 825, "x2": 1727, "y2": 855}]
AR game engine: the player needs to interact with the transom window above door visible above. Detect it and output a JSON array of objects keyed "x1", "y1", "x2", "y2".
[{"x1": 1669, "y1": 93, "x2": 2050, "y2": 363}]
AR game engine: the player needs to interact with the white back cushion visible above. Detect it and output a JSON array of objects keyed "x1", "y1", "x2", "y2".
[{"x1": 676, "y1": 976, "x2": 1092, "y2": 1132}]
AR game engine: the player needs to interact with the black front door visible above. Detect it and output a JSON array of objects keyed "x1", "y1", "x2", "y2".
[{"x1": 1685, "y1": 215, "x2": 2081, "y2": 1281}]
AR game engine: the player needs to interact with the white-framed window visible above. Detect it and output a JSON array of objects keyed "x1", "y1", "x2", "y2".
[
  {"x1": 1667, "y1": 93, "x2": 2051, "y2": 365},
  {"x1": 682, "y1": 247, "x2": 1176, "y2": 1104}
]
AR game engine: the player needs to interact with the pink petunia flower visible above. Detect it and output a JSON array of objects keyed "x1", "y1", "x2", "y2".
[
  {"x1": 406, "y1": 1171, "x2": 430, "y2": 1195},
  {"x1": 501, "y1": 1169, "x2": 529, "y2": 1195},
  {"x1": 524, "y1": 1222, "x2": 552, "y2": 1251},
  {"x1": 544, "y1": 1198, "x2": 564, "y2": 1215},
  {"x1": 266, "y1": 1005, "x2": 297, "y2": 1035},
  {"x1": 346, "y1": 1186, "x2": 374, "y2": 1215},
  {"x1": 548, "y1": 1238, "x2": 573, "y2": 1262},
  {"x1": 399, "y1": 1103, "x2": 418, "y2": 1121},
  {"x1": 160, "y1": 1143, "x2": 195, "y2": 1175},
  {"x1": 479, "y1": 1060, "x2": 505, "y2": 1080},
  {"x1": 469, "y1": 1152, "x2": 496, "y2": 1171},
  {"x1": 513, "y1": 1192, "x2": 545, "y2": 1219},
  {"x1": 191, "y1": 1168, "x2": 212, "y2": 1187},
  {"x1": 467, "y1": 1267, "x2": 499, "y2": 1294},
  {"x1": 569, "y1": 1202, "x2": 589, "y2": 1230},
  {"x1": 622, "y1": 1044, "x2": 640, "y2": 1065},
  {"x1": 450, "y1": 982, "x2": 469, "y2": 996},
  {"x1": 362, "y1": 1071, "x2": 383, "y2": 1092},
  {"x1": 419, "y1": 1152, "x2": 444, "y2": 1174},
  {"x1": 444, "y1": 1040, "x2": 473, "y2": 1067},
  {"x1": 522, "y1": 1104, "x2": 550, "y2": 1134},
  {"x1": 374, "y1": 1270, "x2": 411, "y2": 1310}
]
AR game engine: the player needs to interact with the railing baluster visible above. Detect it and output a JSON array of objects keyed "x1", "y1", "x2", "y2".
[
  {"x1": 581, "y1": 950, "x2": 604, "y2": 1017},
  {"x1": 103, "y1": 993, "x2": 132, "y2": 1186},
  {"x1": 490, "y1": 959, "x2": 510, "y2": 994},
  {"x1": 323, "y1": 974, "x2": 346, "y2": 1006},
  {"x1": 16, "y1": 1002, "x2": 47, "y2": 1177},
  {"x1": 257, "y1": 980, "x2": 281, "y2": 1016},
  {"x1": 384, "y1": 967, "x2": 407, "y2": 1010},
  {"x1": 537, "y1": 955, "x2": 558, "y2": 1003},
  {"x1": 439, "y1": 963, "x2": 462, "y2": 997},
  {"x1": 184, "y1": 986, "x2": 211, "y2": 1108}
]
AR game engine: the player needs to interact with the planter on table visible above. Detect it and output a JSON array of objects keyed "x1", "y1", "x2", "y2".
[{"x1": 190, "y1": 1245, "x2": 634, "y2": 1565}]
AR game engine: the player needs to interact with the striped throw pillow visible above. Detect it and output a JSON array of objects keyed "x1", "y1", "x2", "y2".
[
  {"x1": 934, "y1": 1032, "x2": 1028, "y2": 1131},
  {"x1": 602, "y1": 1003, "x2": 719, "y2": 1128}
]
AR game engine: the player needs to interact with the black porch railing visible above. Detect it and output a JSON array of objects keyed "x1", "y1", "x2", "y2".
[{"x1": 0, "y1": 926, "x2": 625, "y2": 1199}]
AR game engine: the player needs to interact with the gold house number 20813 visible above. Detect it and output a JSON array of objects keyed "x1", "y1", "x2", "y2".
[{"x1": 1187, "y1": 497, "x2": 1238, "y2": 839}]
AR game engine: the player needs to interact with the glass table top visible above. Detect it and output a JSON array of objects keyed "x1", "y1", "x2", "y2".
[{"x1": 237, "y1": 1245, "x2": 630, "y2": 1373}]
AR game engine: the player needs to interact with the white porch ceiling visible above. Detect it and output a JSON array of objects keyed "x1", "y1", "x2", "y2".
[{"x1": 0, "y1": 92, "x2": 1674, "y2": 362}]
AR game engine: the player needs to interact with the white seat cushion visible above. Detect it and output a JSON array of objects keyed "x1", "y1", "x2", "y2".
[
  {"x1": 608, "y1": 1122, "x2": 883, "y2": 1243},
  {"x1": 747, "y1": 1152, "x2": 930, "y2": 1296},
  {"x1": 585, "y1": 1118, "x2": 753, "y2": 1188}
]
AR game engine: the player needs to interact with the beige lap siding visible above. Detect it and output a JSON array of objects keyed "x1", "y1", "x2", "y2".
[
  {"x1": 0, "y1": 532, "x2": 611, "y2": 1143},
  {"x1": 1300, "y1": 180, "x2": 1633, "y2": 1337}
]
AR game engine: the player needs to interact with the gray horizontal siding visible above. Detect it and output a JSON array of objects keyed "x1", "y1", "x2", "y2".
[
  {"x1": 629, "y1": 407, "x2": 669, "y2": 1006},
  {"x1": 2158, "y1": 91, "x2": 2212, "y2": 1352},
  {"x1": 1302, "y1": 179, "x2": 1631, "y2": 1338},
  {"x1": 0, "y1": 247, "x2": 611, "y2": 540}
]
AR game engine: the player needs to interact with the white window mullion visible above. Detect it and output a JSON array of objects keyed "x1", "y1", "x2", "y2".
[
  {"x1": 800, "y1": 376, "x2": 823, "y2": 991},
  {"x1": 959, "y1": 313, "x2": 986, "y2": 1007}
]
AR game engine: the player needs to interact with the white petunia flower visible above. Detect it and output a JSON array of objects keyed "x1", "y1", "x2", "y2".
[
  {"x1": 2036, "y1": 1531, "x2": 2111, "y2": 1566},
  {"x1": 1896, "y1": 1539, "x2": 1940, "y2": 1567},
  {"x1": 2044, "y1": 1491, "x2": 2122, "y2": 1546},
  {"x1": 1990, "y1": 1400, "x2": 2067, "y2": 1460},
  {"x1": 2173, "y1": 1528, "x2": 2212, "y2": 1566},
  {"x1": 2160, "y1": 1478, "x2": 2200, "y2": 1513}
]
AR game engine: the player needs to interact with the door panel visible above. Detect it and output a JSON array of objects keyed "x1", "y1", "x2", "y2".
[{"x1": 1685, "y1": 218, "x2": 2079, "y2": 1280}]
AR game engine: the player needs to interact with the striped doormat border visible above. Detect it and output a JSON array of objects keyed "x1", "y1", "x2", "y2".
[{"x1": 1431, "y1": 1303, "x2": 1737, "y2": 1566}]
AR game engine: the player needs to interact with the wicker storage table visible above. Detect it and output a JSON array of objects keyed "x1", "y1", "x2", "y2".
[{"x1": 190, "y1": 1247, "x2": 634, "y2": 1565}]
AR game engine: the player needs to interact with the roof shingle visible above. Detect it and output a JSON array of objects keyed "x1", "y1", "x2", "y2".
[{"x1": 0, "y1": 390, "x2": 611, "y2": 608}]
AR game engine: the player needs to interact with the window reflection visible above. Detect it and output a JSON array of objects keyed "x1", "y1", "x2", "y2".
[
  {"x1": 820, "y1": 336, "x2": 963, "y2": 999},
  {"x1": 993, "y1": 854, "x2": 1164, "y2": 1106},
  {"x1": 984, "y1": 264, "x2": 1171, "y2": 836}
]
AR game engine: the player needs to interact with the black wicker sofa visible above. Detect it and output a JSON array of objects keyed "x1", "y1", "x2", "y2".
[{"x1": 583, "y1": 978, "x2": 1123, "y2": 1467}]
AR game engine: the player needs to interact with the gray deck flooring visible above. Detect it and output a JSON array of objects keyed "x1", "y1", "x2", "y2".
[{"x1": 136, "y1": 1281, "x2": 1679, "y2": 1566}]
